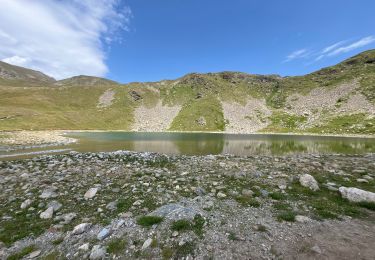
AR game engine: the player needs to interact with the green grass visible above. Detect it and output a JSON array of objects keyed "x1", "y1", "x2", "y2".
[
  {"x1": 192, "y1": 215, "x2": 206, "y2": 238},
  {"x1": 262, "y1": 112, "x2": 307, "y2": 133},
  {"x1": 357, "y1": 201, "x2": 375, "y2": 211},
  {"x1": 7, "y1": 245, "x2": 36, "y2": 260},
  {"x1": 51, "y1": 237, "x2": 64, "y2": 245},
  {"x1": 107, "y1": 238, "x2": 127, "y2": 255},
  {"x1": 169, "y1": 96, "x2": 226, "y2": 131},
  {"x1": 277, "y1": 211, "x2": 297, "y2": 222},
  {"x1": 235, "y1": 196, "x2": 261, "y2": 207},
  {"x1": 307, "y1": 113, "x2": 375, "y2": 135},
  {"x1": 171, "y1": 220, "x2": 192, "y2": 232},
  {"x1": 136, "y1": 216, "x2": 164, "y2": 227}
]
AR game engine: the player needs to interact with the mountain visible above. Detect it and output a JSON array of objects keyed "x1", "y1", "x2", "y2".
[
  {"x1": 0, "y1": 50, "x2": 374, "y2": 135},
  {"x1": 0, "y1": 61, "x2": 55, "y2": 86},
  {"x1": 55, "y1": 75, "x2": 118, "y2": 87}
]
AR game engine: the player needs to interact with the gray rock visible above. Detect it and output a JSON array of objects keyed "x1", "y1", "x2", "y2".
[
  {"x1": 28, "y1": 250, "x2": 41, "y2": 259},
  {"x1": 299, "y1": 174, "x2": 319, "y2": 191},
  {"x1": 151, "y1": 203, "x2": 202, "y2": 221},
  {"x1": 79, "y1": 243, "x2": 90, "y2": 251},
  {"x1": 339, "y1": 187, "x2": 375, "y2": 203},
  {"x1": 40, "y1": 207, "x2": 54, "y2": 219},
  {"x1": 21, "y1": 199, "x2": 33, "y2": 209},
  {"x1": 105, "y1": 201, "x2": 117, "y2": 211},
  {"x1": 47, "y1": 201, "x2": 62, "y2": 212},
  {"x1": 141, "y1": 238, "x2": 153, "y2": 250},
  {"x1": 84, "y1": 188, "x2": 98, "y2": 199},
  {"x1": 40, "y1": 188, "x2": 58, "y2": 199},
  {"x1": 295, "y1": 215, "x2": 311, "y2": 223},
  {"x1": 241, "y1": 189, "x2": 254, "y2": 197},
  {"x1": 72, "y1": 223, "x2": 92, "y2": 235},
  {"x1": 89, "y1": 245, "x2": 106, "y2": 260},
  {"x1": 97, "y1": 228, "x2": 110, "y2": 240},
  {"x1": 217, "y1": 192, "x2": 227, "y2": 198}
]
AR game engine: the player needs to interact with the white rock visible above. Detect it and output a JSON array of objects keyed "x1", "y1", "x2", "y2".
[
  {"x1": 217, "y1": 192, "x2": 227, "y2": 198},
  {"x1": 84, "y1": 188, "x2": 98, "y2": 199},
  {"x1": 141, "y1": 238, "x2": 153, "y2": 250},
  {"x1": 28, "y1": 250, "x2": 41, "y2": 259},
  {"x1": 72, "y1": 223, "x2": 92, "y2": 235},
  {"x1": 40, "y1": 207, "x2": 54, "y2": 219},
  {"x1": 89, "y1": 245, "x2": 106, "y2": 260},
  {"x1": 299, "y1": 174, "x2": 319, "y2": 191},
  {"x1": 21, "y1": 199, "x2": 33, "y2": 209},
  {"x1": 78, "y1": 243, "x2": 90, "y2": 251},
  {"x1": 339, "y1": 187, "x2": 375, "y2": 203},
  {"x1": 295, "y1": 215, "x2": 312, "y2": 223}
]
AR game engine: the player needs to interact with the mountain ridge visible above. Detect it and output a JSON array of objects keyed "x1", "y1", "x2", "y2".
[{"x1": 0, "y1": 50, "x2": 374, "y2": 135}]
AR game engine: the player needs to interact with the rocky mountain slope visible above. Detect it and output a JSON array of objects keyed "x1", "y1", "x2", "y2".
[{"x1": 0, "y1": 50, "x2": 374, "y2": 134}]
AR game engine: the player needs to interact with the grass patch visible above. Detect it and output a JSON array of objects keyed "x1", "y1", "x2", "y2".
[
  {"x1": 270, "y1": 192, "x2": 286, "y2": 200},
  {"x1": 235, "y1": 196, "x2": 261, "y2": 207},
  {"x1": 277, "y1": 211, "x2": 297, "y2": 222},
  {"x1": 136, "y1": 216, "x2": 164, "y2": 227},
  {"x1": 192, "y1": 214, "x2": 206, "y2": 238},
  {"x1": 107, "y1": 238, "x2": 127, "y2": 255},
  {"x1": 357, "y1": 201, "x2": 375, "y2": 211},
  {"x1": 171, "y1": 220, "x2": 192, "y2": 232},
  {"x1": 7, "y1": 245, "x2": 36, "y2": 260},
  {"x1": 51, "y1": 237, "x2": 64, "y2": 245}
]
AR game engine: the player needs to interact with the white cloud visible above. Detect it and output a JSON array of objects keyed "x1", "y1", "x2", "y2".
[
  {"x1": 322, "y1": 41, "x2": 346, "y2": 54},
  {"x1": 284, "y1": 49, "x2": 310, "y2": 62},
  {"x1": 327, "y1": 36, "x2": 375, "y2": 56},
  {"x1": 0, "y1": 0, "x2": 131, "y2": 80}
]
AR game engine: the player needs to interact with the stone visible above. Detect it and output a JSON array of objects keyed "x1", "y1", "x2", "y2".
[
  {"x1": 40, "y1": 207, "x2": 54, "y2": 219},
  {"x1": 106, "y1": 201, "x2": 117, "y2": 211},
  {"x1": 89, "y1": 245, "x2": 106, "y2": 260},
  {"x1": 40, "y1": 188, "x2": 58, "y2": 199},
  {"x1": 195, "y1": 187, "x2": 206, "y2": 196},
  {"x1": 97, "y1": 228, "x2": 110, "y2": 240},
  {"x1": 217, "y1": 192, "x2": 227, "y2": 198},
  {"x1": 79, "y1": 243, "x2": 90, "y2": 251},
  {"x1": 28, "y1": 250, "x2": 41, "y2": 259},
  {"x1": 311, "y1": 245, "x2": 322, "y2": 254},
  {"x1": 84, "y1": 188, "x2": 98, "y2": 199},
  {"x1": 339, "y1": 187, "x2": 375, "y2": 203},
  {"x1": 172, "y1": 231, "x2": 179, "y2": 237},
  {"x1": 241, "y1": 189, "x2": 254, "y2": 197},
  {"x1": 356, "y1": 178, "x2": 369, "y2": 183},
  {"x1": 299, "y1": 174, "x2": 319, "y2": 191},
  {"x1": 141, "y1": 238, "x2": 153, "y2": 250},
  {"x1": 72, "y1": 223, "x2": 92, "y2": 235},
  {"x1": 21, "y1": 199, "x2": 33, "y2": 209},
  {"x1": 150, "y1": 203, "x2": 202, "y2": 221},
  {"x1": 295, "y1": 215, "x2": 311, "y2": 223},
  {"x1": 47, "y1": 201, "x2": 62, "y2": 212}
]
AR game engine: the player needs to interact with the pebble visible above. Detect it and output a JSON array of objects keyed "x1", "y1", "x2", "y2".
[
  {"x1": 141, "y1": 238, "x2": 153, "y2": 250},
  {"x1": 84, "y1": 188, "x2": 98, "y2": 199},
  {"x1": 40, "y1": 207, "x2": 54, "y2": 219},
  {"x1": 72, "y1": 223, "x2": 92, "y2": 235}
]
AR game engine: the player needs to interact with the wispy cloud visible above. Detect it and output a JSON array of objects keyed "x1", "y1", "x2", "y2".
[
  {"x1": 327, "y1": 36, "x2": 375, "y2": 56},
  {"x1": 284, "y1": 49, "x2": 310, "y2": 62},
  {"x1": 285, "y1": 36, "x2": 375, "y2": 64},
  {"x1": 322, "y1": 41, "x2": 346, "y2": 54},
  {"x1": 0, "y1": 0, "x2": 132, "y2": 80}
]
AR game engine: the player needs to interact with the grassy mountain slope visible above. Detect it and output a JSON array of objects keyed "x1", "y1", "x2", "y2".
[{"x1": 0, "y1": 50, "x2": 374, "y2": 134}]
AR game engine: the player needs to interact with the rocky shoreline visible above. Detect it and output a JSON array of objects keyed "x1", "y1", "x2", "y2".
[{"x1": 0, "y1": 151, "x2": 374, "y2": 259}]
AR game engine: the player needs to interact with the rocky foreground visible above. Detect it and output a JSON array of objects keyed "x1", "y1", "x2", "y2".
[{"x1": 0, "y1": 151, "x2": 375, "y2": 259}]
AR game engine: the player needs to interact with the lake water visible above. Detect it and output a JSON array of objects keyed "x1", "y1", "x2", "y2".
[{"x1": 1, "y1": 132, "x2": 375, "y2": 160}]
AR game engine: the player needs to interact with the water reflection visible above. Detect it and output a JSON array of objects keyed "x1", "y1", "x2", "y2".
[{"x1": 1, "y1": 132, "x2": 374, "y2": 160}]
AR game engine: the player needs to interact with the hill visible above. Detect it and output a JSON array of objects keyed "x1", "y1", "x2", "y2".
[
  {"x1": 0, "y1": 61, "x2": 55, "y2": 86},
  {"x1": 0, "y1": 50, "x2": 374, "y2": 135}
]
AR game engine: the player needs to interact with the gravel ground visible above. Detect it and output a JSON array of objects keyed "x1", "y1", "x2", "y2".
[{"x1": 0, "y1": 151, "x2": 374, "y2": 259}]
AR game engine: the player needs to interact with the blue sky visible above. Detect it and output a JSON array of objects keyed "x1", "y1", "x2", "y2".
[{"x1": 0, "y1": 0, "x2": 374, "y2": 82}]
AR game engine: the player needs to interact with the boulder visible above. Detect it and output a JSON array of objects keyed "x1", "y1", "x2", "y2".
[
  {"x1": 339, "y1": 187, "x2": 375, "y2": 203},
  {"x1": 299, "y1": 174, "x2": 319, "y2": 191},
  {"x1": 40, "y1": 207, "x2": 54, "y2": 219},
  {"x1": 84, "y1": 188, "x2": 98, "y2": 199}
]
